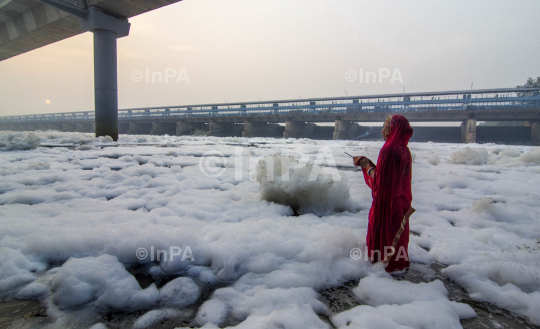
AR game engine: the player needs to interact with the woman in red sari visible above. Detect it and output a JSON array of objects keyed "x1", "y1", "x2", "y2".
[{"x1": 353, "y1": 115, "x2": 414, "y2": 274}]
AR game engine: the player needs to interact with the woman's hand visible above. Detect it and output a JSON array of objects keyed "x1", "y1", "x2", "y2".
[{"x1": 353, "y1": 156, "x2": 371, "y2": 169}]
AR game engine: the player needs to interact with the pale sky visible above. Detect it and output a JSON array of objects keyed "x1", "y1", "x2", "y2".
[{"x1": 1, "y1": 0, "x2": 539, "y2": 117}]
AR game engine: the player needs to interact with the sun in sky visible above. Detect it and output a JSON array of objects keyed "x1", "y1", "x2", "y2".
[{"x1": 45, "y1": 100, "x2": 51, "y2": 104}]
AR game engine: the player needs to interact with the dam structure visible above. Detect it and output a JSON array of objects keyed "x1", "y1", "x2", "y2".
[{"x1": 1, "y1": 87, "x2": 540, "y2": 144}]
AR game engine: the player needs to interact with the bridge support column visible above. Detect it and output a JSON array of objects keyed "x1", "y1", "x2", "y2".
[
  {"x1": 532, "y1": 122, "x2": 540, "y2": 146},
  {"x1": 333, "y1": 120, "x2": 358, "y2": 140},
  {"x1": 283, "y1": 121, "x2": 314, "y2": 139},
  {"x1": 175, "y1": 122, "x2": 209, "y2": 136},
  {"x1": 63, "y1": 123, "x2": 77, "y2": 132},
  {"x1": 208, "y1": 122, "x2": 243, "y2": 137},
  {"x1": 37, "y1": 123, "x2": 63, "y2": 131},
  {"x1": 76, "y1": 122, "x2": 94, "y2": 133},
  {"x1": 93, "y1": 29, "x2": 119, "y2": 140},
  {"x1": 176, "y1": 122, "x2": 192, "y2": 136},
  {"x1": 52, "y1": 123, "x2": 64, "y2": 131},
  {"x1": 80, "y1": 7, "x2": 130, "y2": 141},
  {"x1": 461, "y1": 118, "x2": 477, "y2": 144},
  {"x1": 128, "y1": 122, "x2": 152, "y2": 135},
  {"x1": 242, "y1": 121, "x2": 278, "y2": 138},
  {"x1": 118, "y1": 122, "x2": 129, "y2": 135},
  {"x1": 15, "y1": 123, "x2": 30, "y2": 131},
  {"x1": 150, "y1": 122, "x2": 176, "y2": 136},
  {"x1": 21, "y1": 123, "x2": 33, "y2": 131},
  {"x1": 36, "y1": 123, "x2": 48, "y2": 131}
]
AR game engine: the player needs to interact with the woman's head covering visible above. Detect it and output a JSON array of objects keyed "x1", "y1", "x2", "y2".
[
  {"x1": 376, "y1": 115, "x2": 413, "y2": 194},
  {"x1": 386, "y1": 115, "x2": 413, "y2": 146}
]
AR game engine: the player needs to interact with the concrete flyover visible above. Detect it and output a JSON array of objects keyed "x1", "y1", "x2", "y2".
[
  {"x1": 0, "y1": 0, "x2": 182, "y2": 60},
  {"x1": 0, "y1": 0, "x2": 182, "y2": 141},
  {"x1": 1, "y1": 87, "x2": 540, "y2": 144}
]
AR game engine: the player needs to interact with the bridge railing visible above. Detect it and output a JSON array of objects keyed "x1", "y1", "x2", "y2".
[{"x1": 1, "y1": 88, "x2": 539, "y2": 123}]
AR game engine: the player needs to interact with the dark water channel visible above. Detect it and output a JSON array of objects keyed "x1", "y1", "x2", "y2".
[{"x1": 318, "y1": 259, "x2": 539, "y2": 329}]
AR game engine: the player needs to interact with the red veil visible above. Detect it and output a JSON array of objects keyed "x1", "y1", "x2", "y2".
[{"x1": 362, "y1": 115, "x2": 413, "y2": 273}]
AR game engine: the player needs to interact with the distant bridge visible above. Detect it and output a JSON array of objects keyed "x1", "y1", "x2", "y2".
[{"x1": 1, "y1": 87, "x2": 540, "y2": 144}]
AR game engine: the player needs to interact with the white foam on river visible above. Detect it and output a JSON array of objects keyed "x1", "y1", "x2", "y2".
[{"x1": 0, "y1": 130, "x2": 539, "y2": 328}]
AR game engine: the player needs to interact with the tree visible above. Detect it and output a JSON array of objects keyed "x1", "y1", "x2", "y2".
[
  {"x1": 480, "y1": 77, "x2": 539, "y2": 126},
  {"x1": 517, "y1": 76, "x2": 540, "y2": 97}
]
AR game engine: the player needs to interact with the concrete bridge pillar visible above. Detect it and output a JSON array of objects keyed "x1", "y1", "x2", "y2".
[
  {"x1": 242, "y1": 121, "x2": 278, "y2": 138},
  {"x1": 1, "y1": 122, "x2": 12, "y2": 131},
  {"x1": 333, "y1": 120, "x2": 358, "y2": 140},
  {"x1": 176, "y1": 122, "x2": 192, "y2": 136},
  {"x1": 128, "y1": 122, "x2": 152, "y2": 135},
  {"x1": 37, "y1": 123, "x2": 63, "y2": 131},
  {"x1": 76, "y1": 122, "x2": 94, "y2": 133},
  {"x1": 118, "y1": 122, "x2": 129, "y2": 135},
  {"x1": 532, "y1": 122, "x2": 540, "y2": 146},
  {"x1": 80, "y1": 7, "x2": 130, "y2": 141},
  {"x1": 63, "y1": 123, "x2": 77, "y2": 132},
  {"x1": 52, "y1": 123, "x2": 64, "y2": 131},
  {"x1": 461, "y1": 118, "x2": 477, "y2": 143},
  {"x1": 176, "y1": 122, "x2": 209, "y2": 136},
  {"x1": 283, "y1": 121, "x2": 315, "y2": 139},
  {"x1": 15, "y1": 123, "x2": 31, "y2": 131},
  {"x1": 36, "y1": 123, "x2": 48, "y2": 131},
  {"x1": 26, "y1": 123, "x2": 40, "y2": 131},
  {"x1": 208, "y1": 122, "x2": 243, "y2": 137},
  {"x1": 150, "y1": 122, "x2": 176, "y2": 135}
]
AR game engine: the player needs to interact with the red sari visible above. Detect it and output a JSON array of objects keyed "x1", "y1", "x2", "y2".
[{"x1": 362, "y1": 115, "x2": 413, "y2": 273}]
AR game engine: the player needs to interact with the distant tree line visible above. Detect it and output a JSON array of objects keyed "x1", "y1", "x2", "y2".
[{"x1": 517, "y1": 76, "x2": 540, "y2": 97}]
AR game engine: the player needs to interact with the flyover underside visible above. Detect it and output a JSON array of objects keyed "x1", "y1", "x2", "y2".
[
  {"x1": 0, "y1": 9, "x2": 81, "y2": 61},
  {"x1": 0, "y1": 0, "x2": 182, "y2": 61}
]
